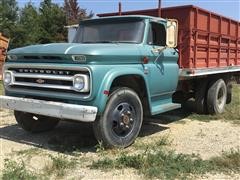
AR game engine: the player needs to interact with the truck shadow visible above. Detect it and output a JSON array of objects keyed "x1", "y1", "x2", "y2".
[
  {"x1": 0, "y1": 108, "x2": 191, "y2": 154},
  {"x1": 140, "y1": 108, "x2": 191, "y2": 137}
]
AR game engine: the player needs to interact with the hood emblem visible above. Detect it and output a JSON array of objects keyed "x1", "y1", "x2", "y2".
[{"x1": 36, "y1": 79, "x2": 45, "y2": 84}]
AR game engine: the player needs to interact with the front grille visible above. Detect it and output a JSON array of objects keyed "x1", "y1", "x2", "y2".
[
  {"x1": 15, "y1": 77, "x2": 73, "y2": 86},
  {"x1": 5, "y1": 66, "x2": 91, "y2": 96}
]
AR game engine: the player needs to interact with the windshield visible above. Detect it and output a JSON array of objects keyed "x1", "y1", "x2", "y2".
[{"x1": 73, "y1": 19, "x2": 145, "y2": 44}]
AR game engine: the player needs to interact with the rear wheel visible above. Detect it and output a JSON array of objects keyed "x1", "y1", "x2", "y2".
[
  {"x1": 195, "y1": 81, "x2": 208, "y2": 114},
  {"x1": 207, "y1": 79, "x2": 227, "y2": 114},
  {"x1": 93, "y1": 87, "x2": 143, "y2": 148},
  {"x1": 14, "y1": 111, "x2": 59, "y2": 133},
  {"x1": 226, "y1": 81, "x2": 233, "y2": 104}
]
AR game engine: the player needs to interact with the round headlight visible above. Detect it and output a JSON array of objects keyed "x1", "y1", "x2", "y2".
[
  {"x1": 4, "y1": 72, "x2": 12, "y2": 85},
  {"x1": 73, "y1": 76, "x2": 84, "y2": 91}
]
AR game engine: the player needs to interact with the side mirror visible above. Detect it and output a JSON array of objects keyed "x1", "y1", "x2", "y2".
[{"x1": 166, "y1": 19, "x2": 178, "y2": 48}]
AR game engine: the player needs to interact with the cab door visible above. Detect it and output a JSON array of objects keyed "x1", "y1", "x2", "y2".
[{"x1": 145, "y1": 20, "x2": 179, "y2": 99}]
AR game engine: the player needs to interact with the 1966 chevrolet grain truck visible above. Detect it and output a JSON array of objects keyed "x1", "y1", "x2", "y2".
[{"x1": 1, "y1": 5, "x2": 240, "y2": 148}]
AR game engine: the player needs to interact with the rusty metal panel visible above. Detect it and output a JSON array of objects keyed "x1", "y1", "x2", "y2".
[
  {"x1": 98, "y1": 5, "x2": 240, "y2": 70},
  {"x1": 0, "y1": 33, "x2": 9, "y2": 61},
  {"x1": 0, "y1": 33, "x2": 9, "y2": 79}
]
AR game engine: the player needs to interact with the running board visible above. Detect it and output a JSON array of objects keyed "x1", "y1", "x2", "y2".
[{"x1": 151, "y1": 103, "x2": 181, "y2": 115}]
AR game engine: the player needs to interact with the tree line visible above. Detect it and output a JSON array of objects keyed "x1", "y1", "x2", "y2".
[{"x1": 0, "y1": 0, "x2": 93, "y2": 49}]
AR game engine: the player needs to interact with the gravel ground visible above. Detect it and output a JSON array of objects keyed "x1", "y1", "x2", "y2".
[{"x1": 0, "y1": 108, "x2": 240, "y2": 179}]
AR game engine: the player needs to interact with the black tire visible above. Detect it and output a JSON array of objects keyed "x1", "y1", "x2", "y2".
[
  {"x1": 93, "y1": 87, "x2": 143, "y2": 148},
  {"x1": 195, "y1": 81, "x2": 208, "y2": 114},
  {"x1": 14, "y1": 111, "x2": 59, "y2": 133},
  {"x1": 226, "y1": 81, "x2": 233, "y2": 104},
  {"x1": 207, "y1": 79, "x2": 227, "y2": 114}
]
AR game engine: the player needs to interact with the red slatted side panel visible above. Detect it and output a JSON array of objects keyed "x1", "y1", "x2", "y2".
[{"x1": 98, "y1": 6, "x2": 240, "y2": 69}]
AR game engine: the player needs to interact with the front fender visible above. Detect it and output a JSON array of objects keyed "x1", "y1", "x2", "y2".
[{"x1": 93, "y1": 66, "x2": 150, "y2": 113}]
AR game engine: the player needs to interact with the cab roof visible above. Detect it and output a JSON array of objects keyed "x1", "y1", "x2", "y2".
[{"x1": 80, "y1": 15, "x2": 166, "y2": 24}]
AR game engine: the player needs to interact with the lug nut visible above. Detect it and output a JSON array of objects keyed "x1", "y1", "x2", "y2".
[
  {"x1": 130, "y1": 118, "x2": 133, "y2": 122},
  {"x1": 127, "y1": 111, "x2": 131, "y2": 115},
  {"x1": 125, "y1": 125, "x2": 129, "y2": 129},
  {"x1": 120, "y1": 122, "x2": 124, "y2": 126}
]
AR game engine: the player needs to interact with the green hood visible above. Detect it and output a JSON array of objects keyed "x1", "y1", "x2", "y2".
[{"x1": 8, "y1": 43, "x2": 142, "y2": 64}]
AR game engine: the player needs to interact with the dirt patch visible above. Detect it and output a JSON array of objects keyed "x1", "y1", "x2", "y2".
[{"x1": 165, "y1": 119, "x2": 240, "y2": 159}]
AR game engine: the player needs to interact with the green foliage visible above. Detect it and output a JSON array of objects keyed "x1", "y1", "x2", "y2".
[
  {"x1": 0, "y1": 0, "x2": 19, "y2": 48},
  {"x1": 2, "y1": 159, "x2": 37, "y2": 180},
  {"x1": 18, "y1": 3, "x2": 40, "y2": 46},
  {"x1": 0, "y1": 0, "x2": 18, "y2": 36},
  {"x1": 0, "y1": 81, "x2": 3, "y2": 95},
  {"x1": 210, "y1": 149, "x2": 240, "y2": 172},
  {"x1": 133, "y1": 136, "x2": 170, "y2": 150},
  {"x1": 44, "y1": 155, "x2": 77, "y2": 177},
  {"x1": 0, "y1": 0, "x2": 93, "y2": 48},
  {"x1": 64, "y1": 0, "x2": 94, "y2": 25},
  {"x1": 95, "y1": 141, "x2": 106, "y2": 154},
  {"x1": 39, "y1": 0, "x2": 67, "y2": 44},
  {"x1": 15, "y1": 148, "x2": 42, "y2": 158},
  {"x1": 91, "y1": 148, "x2": 240, "y2": 179}
]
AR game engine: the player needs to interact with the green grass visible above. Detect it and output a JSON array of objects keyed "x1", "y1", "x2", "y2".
[
  {"x1": 0, "y1": 80, "x2": 3, "y2": 95},
  {"x1": 2, "y1": 159, "x2": 37, "y2": 180},
  {"x1": 189, "y1": 85, "x2": 240, "y2": 123},
  {"x1": 44, "y1": 155, "x2": 77, "y2": 178},
  {"x1": 133, "y1": 135, "x2": 170, "y2": 150},
  {"x1": 1, "y1": 154, "x2": 78, "y2": 179},
  {"x1": 15, "y1": 148, "x2": 41, "y2": 156},
  {"x1": 91, "y1": 149, "x2": 240, "y2": 180},
  {"x1": 209, "y1": 149, "x2": 240, "y2": 172}
]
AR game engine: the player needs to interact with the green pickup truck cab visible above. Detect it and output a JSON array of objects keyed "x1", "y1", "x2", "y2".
[{"x1": 2, "y1": 13, "x2": 239, "y2": 148}]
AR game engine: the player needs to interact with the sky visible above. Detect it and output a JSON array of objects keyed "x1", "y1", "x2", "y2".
[{"x1": 17, "y1": 0, "x2": 240, "y2": 21}]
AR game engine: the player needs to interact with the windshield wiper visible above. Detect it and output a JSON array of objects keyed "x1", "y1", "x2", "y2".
[
  {"x1": 82, "y1": 41, "x2": 97, "y2": 43},
  {"x1": 82, "y1": 41, "x2": 117, "y2": 44},
  {"x1": 96, "y1": 41, "x2": 119, "y2": 43},
  {"x1": 115, "y1": 41, "x2": 137, "y2": 44},
  {"x1": 82, "y1": 41, "x2": 137, "y2": 44}
]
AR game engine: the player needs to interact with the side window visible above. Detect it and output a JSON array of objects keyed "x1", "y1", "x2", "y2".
[{"x1": 147, "y1": 22, "x2": 166, "y2": 46}]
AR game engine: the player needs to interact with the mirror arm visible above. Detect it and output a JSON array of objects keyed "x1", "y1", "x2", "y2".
[
  {"x1": 153, "y1": 46, "x2": 167, "y2": 64},
  {"x1": 151, "y1": 46, "x2": 167, "y2": 53}
]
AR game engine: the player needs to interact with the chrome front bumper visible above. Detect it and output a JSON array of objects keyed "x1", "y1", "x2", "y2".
[{"x1": 0, "y1": 96, "x2": 98, "y2": 122}]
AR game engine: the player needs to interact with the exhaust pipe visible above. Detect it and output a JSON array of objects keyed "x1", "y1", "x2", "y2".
[
  {"x1": 158, "y1": 0, "x2": 162, "y2": 17},
  {"x1": 119, "y1": 2, "x2": 122, "y2": 15}
]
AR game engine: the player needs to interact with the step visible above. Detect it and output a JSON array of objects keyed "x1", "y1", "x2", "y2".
[{"x1": 151, "y1": 102, "x2": 181, "y2": 115}]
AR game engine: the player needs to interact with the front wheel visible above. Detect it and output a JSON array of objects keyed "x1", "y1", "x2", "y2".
[
  {"x1": 14, "y1": 111, "x2": 59, "y2": 133},
  {"x1": 93, "y1": 87, "x2": 143, "y2": 148}
]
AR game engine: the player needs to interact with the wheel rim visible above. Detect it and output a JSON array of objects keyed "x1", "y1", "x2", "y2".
[
  {"x1": 111, "y1": 102, "x2": 136, "y2": 137},
  {"x1": 217, "y1": 87, "x2": 225, "y2": 109}
]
